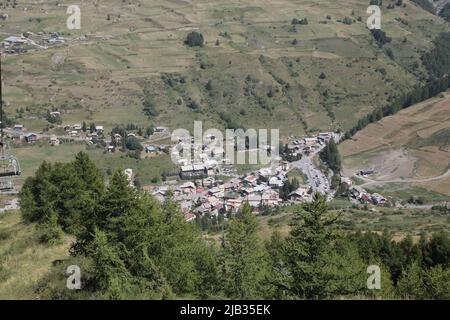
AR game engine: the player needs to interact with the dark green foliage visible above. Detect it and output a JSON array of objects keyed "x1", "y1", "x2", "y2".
[
  {"x1": 320, "y1": 140, "x2": 341, "y2": 174},
  {"x1": 142, "y1": 87, "x2": 158, "y2": 117},
  {"x1": 220, "y1": 203, "x2": 269, "y2": 299},
  {"x1": 410, "y1": 0, "x2": 434, "y2": 13},
  {"x1": 125, "y1": 136, "x2": 143, "y2": 151},
  {"x1": 185, "y1": 32, "x2": 204, "y2": 47},
  {"x1": 21, "y1": 154, "x2": 450, "y2": 299},
  {"x1": 279, "y1": 177, "x2": 300, "y2": 200},
  {"x1": 371, "y1": 29, "x2": 392, "y2": 48},
  {"x1": 272, "y1": 194, "x2": 367, "y2": 299},
  {"x1": 345, "y1": 32, "x2": 450, "y2": 140},
  {"x1": 291, "y1": 17, "x2": 308, "y2": 25},
  {"x1": 440, "y1": 3, "x2": 450, "y2": 22}
]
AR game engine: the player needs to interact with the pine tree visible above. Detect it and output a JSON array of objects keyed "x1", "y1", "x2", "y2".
[
  {"x1": 37, "y1": 206, "x2": 63, "y2": 245},
  {"x1": 220, "y1": 203, "x2": 269, "y2": 299},
  {"x1": 280, "y1": 193, "x2": 366, "y2": 299}
]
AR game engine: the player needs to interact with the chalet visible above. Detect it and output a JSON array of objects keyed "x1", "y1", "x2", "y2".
[
  {"x1": 95, "y1": 125, "x2": 104, "y2": 134},
  {"x1": 244, "y1": 175, "x2": 258, "y2": 186},
  {"x1": 158, "y1": 144, "x2": 169, "y2": 152},
  {"x1": 318, "y1": 132, "x2": 332, "y2": 141},
  {"x1": 3, "y1": 36, "x2": 27, "y2": 45},
  {"x1": 154, "y1": 126, "x2": 167, "y2": 133},
  {"x1": 87, "y1": 132, "x2": 98, "y2": 142},
  {"x1": 145, "y1": 145, "x2": 157, "y2": 153},
  {"x1": 180, "y1": 182, "x2": 196, "y2": 195},
  {"x1": 49, "y1": 135, "x2": 60, "y2": 146},
  {"x1": 246, "y1": 194, "x2": 262, "y2": 208},
  {"x1": 201, "y1": 177, "x2": 216, "y2": 188},
  {"x1": 349, "y1": 187, "x2": 365, "y2": 198},
  {"x1": 360, "y1": 193, "x2": 371, "y2": 203},
  {"x1": 289, "y1": 186, "x2": 310, "y2": 202},
  {"x1": 72, "y1": 124, "x2": 82, "y2": 131},
  {"x1": 303, "y1": 137, "x2": 317, "y2": 146},
  {"x1": 269, "y1": 176, "x2": 284, "y2": 189},
  {"x1": 152, "y1": 191, "x2": 166, "y2": 204},
  {"x1": 262, "y1": 190, "x2": 281, "y2": 207},
  {"x1": 371, "y1": 193, "x2": 387, "y2": 205},
  {"x1": 341, "y1": 177, "x2": 353, "y2": 188},
  {"x1": 225, "y1": 198, "x2": 243, "y2": 213},
  {"x1": 113, "y1": 133, "x2": 122, "y2": 142},
  {"x1": 224, "y1": 178, "x2": 241, "y2": 191},
  {"x1": 24, "y1": 133, "x2": 38, "y2": 143},
  {"x1": 180, "y1": 201, "x2": 193, "y2": 214},
  {"x1": 13, "y1": 124, "x2": 24, "y2": 131}
]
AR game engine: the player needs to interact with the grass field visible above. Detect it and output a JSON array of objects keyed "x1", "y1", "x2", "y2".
[
  {"x1": 8, "y1": 141, "x2": 178, "y2": 186},
  {"x1": 0, "y1": 211, "x2": 71, "y2": 299}
]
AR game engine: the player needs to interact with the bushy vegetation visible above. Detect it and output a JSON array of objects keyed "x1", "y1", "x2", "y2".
[
  {"x1": 440, "y1": 3, "x2": 450, "y2": 22},
  {"x1": 185, "y1": 32, "x2": 204, "y2": 47},
  {"x1": 320, "y1": 140, "x2": 341, "y2": 174},
  {"x1": 19, "y1": 154, "x2": 450, "y2": 299},
  {"x1": 410, "y1": 0, "x2": 435, "y2": 13}
]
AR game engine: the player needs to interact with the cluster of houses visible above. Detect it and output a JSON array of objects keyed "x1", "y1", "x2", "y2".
[
  {"x1": 147, "y1": 161, "x2": 314, "y2": 221},
  {"x1": 7, "y1": 124, "x2": 61, "y2": 146},
  {"x1": 349, "y1": 186, "x2": 387, "y2": 206},
  {"x1": 285, "y1": 132, "x2": 337, "y2": 156},
  {"x1": 2, "y1": 32, "x2": 66, "y2": 54}
]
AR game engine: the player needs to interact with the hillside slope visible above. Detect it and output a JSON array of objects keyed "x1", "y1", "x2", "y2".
[
  {"x1": 339, "y1": 90, "x2": 450, "y2": 196},
  {"x1": 0, "y1": 211, "x2": 70, "y2": 299},
  {"x1": 1, "y1": 0, "x2": 449, "y2": 136}
]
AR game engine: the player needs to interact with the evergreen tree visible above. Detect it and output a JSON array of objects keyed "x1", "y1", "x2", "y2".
[
  {"x1": 37, "y1": 206, "x2": 63, "y2": 245},
  {"x1": 278, "y1": 193, "x2": 366, "y2": 299},
  {"x1": 220, "y1": 203, "x2": 269, "y2": 299},
  {"x1": 320, "y1": 140, "x2": 342, "y2": 174}
]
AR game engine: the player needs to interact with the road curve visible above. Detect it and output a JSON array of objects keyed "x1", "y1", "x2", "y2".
[{"x1": 358, "y1": 169, "x2": 450, "y2": 188}]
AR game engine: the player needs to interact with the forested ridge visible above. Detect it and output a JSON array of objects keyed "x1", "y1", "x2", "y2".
[{"x1": 19, "y1": 153, "x2": 450, "y2": 299}]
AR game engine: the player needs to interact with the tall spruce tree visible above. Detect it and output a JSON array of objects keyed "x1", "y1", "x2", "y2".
[
  {"x1": 220, "y1": 203, "x2": 269, "y2": 299},
  {"x1": 279, "y1": 193, "x2": 366, "y2": 299}
]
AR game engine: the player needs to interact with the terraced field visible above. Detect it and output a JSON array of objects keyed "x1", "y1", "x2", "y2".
[{"x1": 1, "y1": 0, "x2": 448, "y2": 136}]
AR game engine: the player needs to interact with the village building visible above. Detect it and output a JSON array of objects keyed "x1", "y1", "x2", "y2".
[
  {"x1": 180, "y1": 164, "x2": 206, "y2": 179},
  {"x1": 24, "y1": 133, "x2": 38, "y2": 143},
  {"x1": 49, "y1": 135, "x2": 60, "y2": 146},
  {"x1": 289, "y1": 186, "x2": 311, "y2": 203},
  {"x1": 13, "y1": 124, "x2": 24, "y2": 131},
  {"x1": 262, "y1": 190, "x2": 281, "y2": 207},
  {"x1": 180, "y1": 181, "x2": 196, "y2": 195},
  {"x1": 145, "y1": 145, "x2": 157, "y2": 153},
  {"x1": 95, "y1": 125, "x2": 104, "y2": 134}
]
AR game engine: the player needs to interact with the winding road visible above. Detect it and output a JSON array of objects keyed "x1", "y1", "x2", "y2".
[{"x1": 357, "y1": 169, "x2": 450, "y2": 188}]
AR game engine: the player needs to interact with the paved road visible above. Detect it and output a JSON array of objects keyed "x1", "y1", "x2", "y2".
[
  {"x1": 357, "y1": 169, "x2": 450, "y2": 188},
  {"x1": 292, "y1": 146, "x2": 331, "y2": 197}
]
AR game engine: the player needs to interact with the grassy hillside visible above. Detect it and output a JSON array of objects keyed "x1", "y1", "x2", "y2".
[
  {"x1": 0, "y1": 211, "x2": 71, "y2": 299},
  {"x1": 1, "y1": 0, "x2": 449, "y2": 137},
  {"x1": 340, "y1": 90, "x2": 450, "y2": 196}
]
